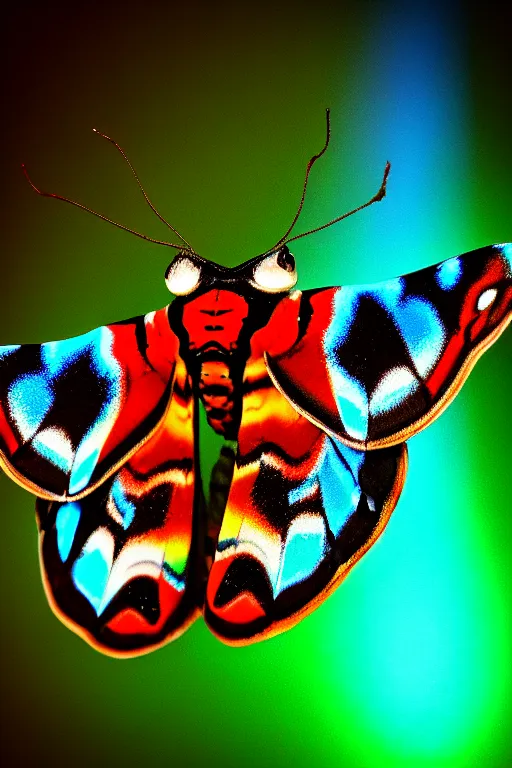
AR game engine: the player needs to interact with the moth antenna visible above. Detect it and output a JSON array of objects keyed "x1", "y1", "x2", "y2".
[
  {"x1": 284, "y1": 160, "x2": 391, "y2": 245},
  {"x1": 21, "y1": 163, "x2": 193, "y2": 251},
  {"x1": 270, "y1": 108, "x2": 331, "y2": 250},
  {"x1": 92, "y1": 128, "x2": 194, "y2": 251}
]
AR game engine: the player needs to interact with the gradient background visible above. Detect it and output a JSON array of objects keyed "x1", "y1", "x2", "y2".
[{"x1": 1, "y1": 2, "x2": 511, "y2": 766}]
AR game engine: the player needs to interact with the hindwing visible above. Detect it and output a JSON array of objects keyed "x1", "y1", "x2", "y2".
[
  {"x1": 36, "y1": 357, "x2": 200, "y2": 656},
  {"x1": 204, "y1": 352, "x2": 407, "y2": 643},
  {"x1": 1, "y1": 242, "x2": 510, "y2": 652}
]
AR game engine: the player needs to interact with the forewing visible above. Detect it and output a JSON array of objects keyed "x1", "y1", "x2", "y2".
[
  {"x1": 36, "y1": 358, "x2": 201, "y2": 656},
  {"x1": 204, "y1": 353, "x2": 406, "y2": 644},
  {"x1": 266, "y1": 244, "x2": 512, "y2": 448},
  {"x1": 0, "y1": 308, "x2": 179, "y2": 498}
]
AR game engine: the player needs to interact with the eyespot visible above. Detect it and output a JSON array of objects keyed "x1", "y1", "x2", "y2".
[
  {"x1": 252, "y1": 247, "x2": 297, "y2": 293},
  {"x1": 477, "y1": 288, "x2": 498, "y2": 311},
  {"x1": 165, "y1": 257, "x2": 202, "y2": 295}
]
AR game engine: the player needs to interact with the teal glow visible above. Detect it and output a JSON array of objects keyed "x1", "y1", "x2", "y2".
[
  {"x1": 393, "y1": 296, "x2": 444, "y2": 376},
  {"x1": 319, "y1": 417, "x2": 510, "y2": 765},
  {"x1": 336, "y1": 281, "x2": 445, "y2": 378},
  {"x1": 1, "y1": 3, "x2": 509, "y2": 768},
  {"x1": 0, "y1": 345, "x2": 21, "y2": 358},
  {"x1": 502, "y1": 243, "x2": 512, "y2": 274},
  {"x1": 289, "y1": 440, "x2": 364, "y2": 537},
  {"x1": 69, "y1": 444, "x2": 101, "y2": 496},
  {"x1": 110, "y1": 478, "x2": 136, "y2": 529},
  {"x1": 56, "y1": 502, "x2": 81, "y2": 562},
  {"x1": 326, "y1": 363, "x2": 368, "y2": 441},
  {"x1": 8, "y1": 374, "x2": 53, "y2": 440},
  {"x1": 318, "y1": 441, "x2": 363, "y2": 536},
  {"x1": 324, "y1": 277, "x2": 446, "y2": 428},
  {"x1": 42, "y1": 328, "x2": 116, "y2": 378},
  {"x1": 314, "y1": 5, "x2": 511, "y2": 765},
  {"x1": 275, "y1": 517, "x2": 326, "y2": 595},
  {"x1": 72, "y1": 538, "x2": 111, "y2": 614},
  {"x1": 435, "y1": 257, "x2": 462, "y2": 290}
]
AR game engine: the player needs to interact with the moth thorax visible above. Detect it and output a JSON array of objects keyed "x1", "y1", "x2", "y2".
[{"x1": 198, "y1": 359, "x2": 239, "y2": 437}]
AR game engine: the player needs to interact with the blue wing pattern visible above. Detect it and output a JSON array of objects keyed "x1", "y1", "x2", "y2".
[
  {"x1": 266, "y1": 244, "x2": 512, "y2": 448},
  {"x1": 0, "y1": 308, "x2": 178, "y2": 498}
]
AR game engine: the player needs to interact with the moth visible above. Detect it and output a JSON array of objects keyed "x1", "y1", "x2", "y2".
[{"x1": 1, "y1": 113, "x2": 510, "y2": 656}]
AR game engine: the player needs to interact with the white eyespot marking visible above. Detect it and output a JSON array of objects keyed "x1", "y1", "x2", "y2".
[
  {"x1": 252, "y1": 250, "x2": 297, "y2": 293},
  {"x1": 369, "y1": 365, "x2": 419, "y2": 417},
  {"x1": 165, "y1": 257, "x2": 201, "y2": 295},
  {"x1": 477, "y1": 288, "x2": 498, "y2": 311}
]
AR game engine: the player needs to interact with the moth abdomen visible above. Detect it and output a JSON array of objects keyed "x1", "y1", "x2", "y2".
[{"x1": 198, "y1": 358, "x2": 240, "y2": 437}]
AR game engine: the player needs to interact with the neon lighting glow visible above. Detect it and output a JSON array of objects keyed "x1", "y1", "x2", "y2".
[
  {"x1": 56, "y1": 502, "x2": 81, "y2": 562},
  {"x1": 290, "y1": 438, "x2": 364, "y2": 537},
  {"x1": 110, "y1": 478, "x2": 136, "y2": 529},
  {"x1": 275, "y1": 514, "x2": 327, "y2": 595},
  {"x1": 42, "y1": 328, "x2": 115, "y2": 377},
  {"x1": 435, "y1": 256, "x2": 462, "y2": 289},
  {"x1": 327, "y1": 281, "x2": 445, "y2": 384},
  {"x1": 327, "y1": 279, "x2": 403, "y2": 345},
  {"x1": 7, "y1": 374, "x2": 54, "y2": 441},
  {"x1": 318, "y1": 12, "x2": 512, "y2": 763},
  {"x1": 326, "y1": 363, "x2": 369, "y2": 441},
  {"x1": 389, "y1": 296, "x2": 445, "y2": 377},
  {"x1": 317, "y1": 439, "x2": 363, "y2": 536},
  {"x1": 500, "y1": 243, "x2": 512, "y2": 275},
  {"x1": 72, "y1": 527, "x2": 114, "y2": 615},
  {"x1": 288, "y1": 477, "x2": 319, "y2": 506},
  {"x1": 0, "y1": 345, "x2": 21, "y2": 358}
]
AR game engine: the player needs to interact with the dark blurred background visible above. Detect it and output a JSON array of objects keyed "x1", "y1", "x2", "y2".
[{"x1": 1, "y1": 2, "x2": 511, "y2": 766}]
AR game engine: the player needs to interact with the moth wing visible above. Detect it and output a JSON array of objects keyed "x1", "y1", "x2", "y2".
[
  {"x1": 265, "y1": 244, "x2": 512, "y2": 448},
  {"x1": 204, "y1": 351, "x2": 407, "y2": 644},
  {"x1": 0, "y1": 307, "x2": 179, "y2": 498},
  {"x1": 36, "y1": 356, "x2": 201, "y2": 656}
]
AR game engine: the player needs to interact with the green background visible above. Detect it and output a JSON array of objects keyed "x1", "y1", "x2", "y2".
[{"x1": 1, "y1": 2, "x2": 511, "y2": 766}]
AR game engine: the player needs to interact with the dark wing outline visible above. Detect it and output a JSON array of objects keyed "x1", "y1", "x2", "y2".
[{"x1": 265, "y1": 244, "x2": 512, "y2": 449}]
